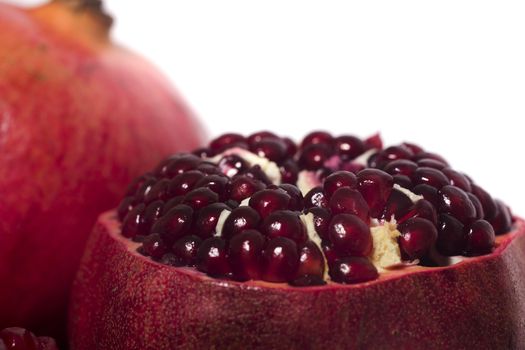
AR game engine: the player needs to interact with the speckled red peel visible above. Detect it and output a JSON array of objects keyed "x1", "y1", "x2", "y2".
[
  {"x1": 70, "y1": 212, "x2": 525, "y2": 349},
  {"x1": 0, "y1": 0, "x2": 204, "y2": 339}
]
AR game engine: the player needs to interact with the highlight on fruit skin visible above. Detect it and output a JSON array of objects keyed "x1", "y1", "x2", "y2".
[
  {"x1": 70, "y1": 131, "x2": 525, "y2": 349},
  {"x1": 0, "y1": 327, "x2": 58, "y2": 350},
  {"x1": 0, "y1": 0, "x2": 204, "y2": 340}
]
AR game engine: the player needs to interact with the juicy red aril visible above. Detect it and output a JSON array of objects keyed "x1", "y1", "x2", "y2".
[
  {"x1": 151, "y1": 204, "x2": 193, "y2": 244},
  {"x1": 278, "y1": 184, "x2": 304, "y2": 211},
  {"x1": 416, "y1": 159, "x2": 447, "y2": 170},
  {"x1": 490, "y1": 200, "x2": 512, "y2": 235},
  {"x1": 282, "y1": 137, "x2": 298, "y2": 157},
  {"x1": 304, "y1": 186, "x2": 328, "y2": 209},
  {"x1": 381, "y1": 190, "x2": 413, "y2": 221},
  {"x1": 334, "y1": 135, "x2": 365, "y2": 160},
  {"x1": 133, "y1": 178, "x2": 157, "y2": 203},
  {"x1": 323, "y1": 171, "x2": 357, "y2": 198},
  {"x1": 242, "y1": 165, "x2": 272, "y2": 184},
  {"x1": 193, "y1": 203, "x2": 230, "y2": 238},
  {"x1": 374, "y1": 146, "x2": 413, "y2": 168},
  {"x1": 221, "y1": 206, "x2": 261, "y2": 240},
  {"x1": 121, "y1": 203, "x2": 145, "y2": 238},
  {"x1": 413, "y1": 167, "x2": 450, "y2": 189},
  {"x1": 249, "y1": 189, "x2": 291, "y2": 219},
  {"x1": 402, "y1": 142, "x2": 424, "y2": 155},
  {"x1": 298, "y1": 144, "x2": 333, "y2": 170},
  {"x1": 210, "y1": 133, "x2": 246, "y2": 152},
  {"x1": 465, "y1": 220, "x2": 495, "y2": 256},
  {"x1": 364, "y1": 133, "x2": 383, "y2": 150},
  {"x1": 305, "y1": 207, "x2": 331, "y2": 240},
  {"x1": 436, "y1": 214, "x2": 466, "y2": 256},
  {"x1": 329, "y1": 257, "x2": 378, "y2": 284},
  {"x1": 301, "y1": 131, "x2": 334, "y2": 148},
  {"x1": 192, "y1": 147, "x2": 216, "y2": 158},
  {"x1": 218, "y1": 155, "x2": 248, "y2": 177},
  {"x1": 247, "y1": 131, "x2": 278, "y2": 146},
  {"x1": 438, "y1": 185, "x2": 476, "y2": 224},
  {"x1": 228, "y1": 229, "x2": 265, "y2": 281},
  {"x1": 195, "y1": 174, "x2": 229, "y2": 200},
  {"x1": 144, "y1": 178, "x2": 170, "y2": 204},
  {"x1": 328, "y1": 214, "x2": 372, "y2": 256},
  {"x1": 398, "y1": 218, "x2": 438, "y2": 259},
  {"x1": 398, "y1": 199, "x2": 438, "y2": 225},
  {"x1": 182, "y1": 187, "x2": 219, "y2": 210},
  {"x1": 197, "y1": 237, "x2": 231, "y2": 277},
  {"x1": 468, "y1": 193, "x2": 485, "y2": 220},
  {"x1": 470, "y1": 184, "x2": 498, "y2": 220},
  {"x1": 162, "y1": 196, "x2": 184, "y2": 214},
  {"x1": 412, "y1": 152, "x2": 449, "y2": 165},
  {"x1": 168, "y1": 170, "x2": 205, "y2": 197},
  {"x1": 261, "y1": 237, "x2": 299, "y2": 283},
  {"x1": 141, "y1": 200, "x2": 164, "y2": 233},
  {"x1": 117, "y1": 196, "x2": 134, "y2": 221},
  {"x1": 412, "y1": 184, "x2": 440, "y2": 207},
  {"x1": 0, "y1": 327, "x2": 39, "y2": 350},
  {"x1": 250, "y1": 139, "x2": 287, "y2": 163},
  {"x1": 260, "y1": 210, "x2": 307, "y2": 244},
  {"x1": 356, "y1": 169, "x2": 393, "y2": 218},
  {"x1": 172, "y1": 235, "x2": 202, "y2": 266},
  {"x1": 279, "y1": 159, "x2": 299, "y2": 184},
  {"x1": 329, "y1": 187, "x2": 370, "y2": 223},
  {"x1": 125, "y1": 174, "x2": 155, "y2": 196},
  {"x1": 197, "y1": 162, "x2": 222, "y2": 175},
  {"x1": 227, "y1": 176, "x2": 265, "y2": 202},
  {"x1": 296, "y1": 241, "x2": 325, "y2": 279},
  {"x1": 393, "y1": 175, "x2": 413, "y2": 189},
  {"x1": 142, "y1": 233, "x2": 168, "y2": 259},
  {"x1": 442, "y1": 168, "x2": 472, "y2": 192},
  {"x1": 321, "y1": 241, "x2": 341, "y2": 264},
  {"x1": 162, "y1": 154, "x2": 202, "y2": 178},
  {"x1": 383, "y1": 159, "x2": 418, "y2": 178}
]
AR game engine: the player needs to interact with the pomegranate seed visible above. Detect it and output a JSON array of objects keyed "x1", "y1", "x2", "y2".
[
  {"x1": 249, "y1": 189, "x2": 291, "y2": 219},
  {"x1": 278, "y1": 184, "x2": 304, "y2": 211},
  {"x1": 376, "y1": 146, "x2": 414, "y2": 168},
  {"x1": 328, "y1": 214, "x2": 372, "y2": 256},
  {"x1": 218, "y1": 155, "x2": 248, "y2": 177},
  {"x1": 381, "y1": 190, "x2": 413, "y2": 221},
  {"x1": 228, "y1": 229, "x2": 265, "y2": 281},
  {"x1": 296, "y1": 241, "x2": 325, "y2": 278},
  {"x1": 436, "y1": 214, "x2": 466, "y2": 256},
  {"x1": 0, "y1": 327, "x2": 39, "y2": 350},
  {"x1": 210, "y1": 133, "x2": 247, "y2": 152},
  {"x1": 329, "y1": 187, "x2": 370, "y2": 223},
  {"x1": 301, "y1": 131, "x2": 334, "y2": 148},
  {"x1": 305, "y1": 207, "x2": 332, "y2": 240},
  {"x1": 162, "y1": 154, "x2": 202, "y2": 178},
  {"x1": 470, "y1": 184, "x2": 498, "y2": 220},
  {"x1": 133, "y1": 177, "x2": 157, "y2": 203},
  {"x1": 282, "y1": 137, "x2": 298, "y2": 157},
  {"x1": 196, "y1": 162, "x2": 223, "y2": 175},
  {"x1": 279, "y1": 159, "x2": 299, "y2": 184},
  {"x1": 298, "y1": 143, "x2": 333, "y2": 170},
  {"x1": 182, "y1": 187, "x2": 219, "y2": 210},
  {"x1": 197, "y1": 237, "x2": 231, "y2": 277},
  {"x1": 412, "y1": 184, "x2": 440, "y2": 207},
  {"x1": 356, "y1": 169, "x2": 394, "y2": 218},
  {"x1": 334, "y1": 135, "x2": 365, "y2": 160},
  {"x1": 261, "y1": 237, "x2": 299, "y2": 283},
  {"x1": 144, "y1": 178, "x2": 170, "y2": 204},
  {"x1": 172, "y1": 235, "x2": 202, "y2": 266},
  {"x1": 227, "y1": 175, "x2": 265, "y2": 202},
  {"x1": 490, "y1": 200, "x2": 513, "y2": 235},
  {"x1": 413, "y1": 167, "x2": 450, "y2": 189},
  {"x1": 151, "y1": 204, "x2": 193, "y2": 244},
  {"x1": 322, "y1": 241, "x2": 341, "y2": 264},
  {"x1": 364, "y1": 133, "x2": 383, "y2": 150},
  {"x1": 141, "y1": 200, "x2": 164, "y2": 234},
  {"x1": 323, "y1": 171, "x2": 357, "y2": 198},
  {"x1": 162, "y1": 196, "x2": 184, "y2": 215},
  {"x1": 260, "y1": 210, "x2": 307, "y2": 244},
  {"x1": 247, "y1": 131, "x2": 278, "y2": 145},
  {"x1": 465, "y1": 220, "x2": 495, "y2": 256},
  {"x1": 398, "y1": 199, "x2": 438, "y2": 225},
  {"x1": 329, "y1": 257, "x2": 378, "y2": 284},
  {"x1": 290, "y1": 274, "x2": 326, "y2": 287},
  {"x1": 412, "y1": 152, "x2": 449, "y2": 165},
  {"x1": 398, "y1": 218, "x2": 438, "y2": 259},
  {"x1": 383, "y1": 159, "x2": 418, "y2": 178},
  {"x1": 125, "y1": 174, "x2": 155, "y2": 196},
  {"x1": 193, "y1": 203, "x2": 230, "y2": 238},
  {"x1": 142, "y1": 233, "x2": 168, "y2": 259},
  {"x1": 221, "y1": 206, "x2": 261, "y2": 240},
  {"x1": 402, "y1": 142, "x2": 424, "y2": 155},
  {"x1": 192, "y1": 147, "x2": 216, "y2": 158},
  {"x1": 416, "y1": 159, "x2": 447, "y2": 170},
  {"x1": 437, "y1": 185, "x2": 476, "y2": 224},
  {"x1": 168, "y1": 170, "x2": 205, "y2": 197},
  {"x1": 195, "y1": 174, "x2": 230, "y2": 200},
  {"x1": 250, "y1": 139, "x2": 287, "y2": 162},
  {"x1": 121, "y1": 203, "x2": 145, "y2": 238},
  {"x1": 468, "y1": 193, "x2": 485, "y2": 220},
  {"x1": 442, "y1": 168, "x2": 472, "y2": 192},
  {"x1": 117, "y1": 196, "x2": 135, "y2": 221},
  {"x1": 392, "y1": 175, "x2": 413, "y2": 189},
  {"x1": 242, "y1": 165, "x2": 271, "y2": 184},
  {"x1": 303, "y1": 186, "x2": 328, "y2": 209}
]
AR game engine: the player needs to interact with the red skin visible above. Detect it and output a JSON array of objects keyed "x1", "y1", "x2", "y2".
[
  {"x1": 0, "y1": 0, "x2": 205, "y2": 339},
  {"x1": 70, "y1": 211, "x2": 525, "y2": 349}
]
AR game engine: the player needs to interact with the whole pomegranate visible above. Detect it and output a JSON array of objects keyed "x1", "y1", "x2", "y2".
[
  {"x1": 70, "y1": 131, "x2": 524, "y2": 349},
  {"x1": 0, "y1": 0, "x2": 204, "y2": 339}
]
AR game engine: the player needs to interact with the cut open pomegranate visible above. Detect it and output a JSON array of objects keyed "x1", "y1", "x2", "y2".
[{"x1": 70, "y1": 131, "x2": 525, "y2": 349}]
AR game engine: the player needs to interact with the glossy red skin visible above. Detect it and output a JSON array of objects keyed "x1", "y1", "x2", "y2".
[
  {"x1": 0, "y1": 1, "x2": 204, "y2": 338},
  {"x1": 70, "y1": 211, "x2": 525, "y2": 350}
]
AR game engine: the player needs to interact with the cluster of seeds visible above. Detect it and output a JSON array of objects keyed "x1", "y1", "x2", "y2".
[{"x1": 118, "y1": 131, "x2": 513, "y2": 286}]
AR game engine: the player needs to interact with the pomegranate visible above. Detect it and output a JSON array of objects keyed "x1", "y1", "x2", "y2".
[
  {"x1": 0, "y1": 0, "x2": 204, "y2": 338},
  {"x1": 70, "y1": 131, "x2": 524, "y2": 349},
  {"x1": 0, "y1": 327, "x2": 58, "y2": 350}
]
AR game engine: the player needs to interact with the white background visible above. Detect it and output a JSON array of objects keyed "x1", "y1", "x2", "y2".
[{"x1": 8, "y1": 0, "x2": 525, "y2": 216}]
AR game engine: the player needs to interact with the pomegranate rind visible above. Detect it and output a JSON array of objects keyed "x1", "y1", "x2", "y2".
[{"x1": 70, "y1": 211, "x2": 525, "y2": 349}]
